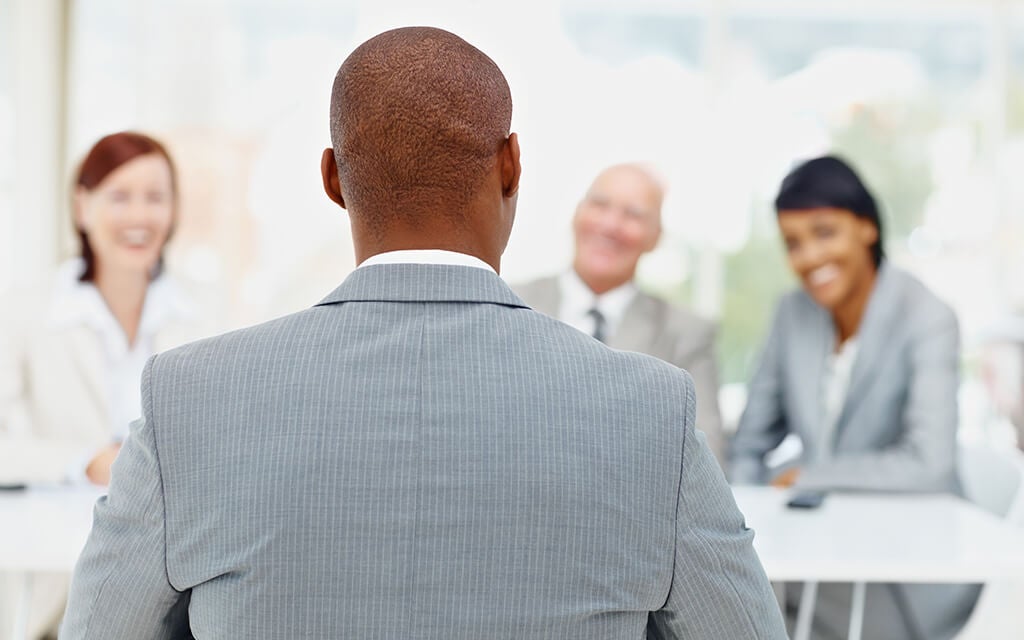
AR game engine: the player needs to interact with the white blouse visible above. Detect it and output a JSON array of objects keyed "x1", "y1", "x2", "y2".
[
  {"x1": 47, "y1": 260, "x2": 194, "y2": 482},
  {"x1": 817, "y1": 338, "x2": 859, "y2": 463}
]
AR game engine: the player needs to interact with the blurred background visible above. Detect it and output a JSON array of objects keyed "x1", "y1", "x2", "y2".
[{"x1": 2, "y1": 0, "x2": 1023, "y2": 442}]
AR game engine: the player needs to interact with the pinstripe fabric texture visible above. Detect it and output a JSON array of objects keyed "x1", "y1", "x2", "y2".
[
  {"x1": 62, "y1": 264, "x2": 785, "y2": 639},
  {"x1": 514, "y1": 275, "x2": 726, "y2": 466}
]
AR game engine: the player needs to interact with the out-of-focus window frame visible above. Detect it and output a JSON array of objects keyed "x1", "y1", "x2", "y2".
[
  {"x1": 3, "y1": 0, "x2": 70, "y2": 293},
  {"x1": 0, "y1": 0, "x2": 16, "y2": 293}
]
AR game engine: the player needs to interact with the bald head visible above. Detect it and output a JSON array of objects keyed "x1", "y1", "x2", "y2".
[
  {"x1": 572, "y1": 163, "x2": 666, "y2": 294},
  {"x1": 329, "y1": 27, "x2": 513, "y2": 228}
]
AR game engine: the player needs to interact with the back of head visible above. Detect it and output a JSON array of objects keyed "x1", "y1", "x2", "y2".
[
  {"x1": 330, "y1": 27, "x2": 512, "y2": 230},
  {"x1": 775, "y1": 155, "x2": 885, "y2": 266}
]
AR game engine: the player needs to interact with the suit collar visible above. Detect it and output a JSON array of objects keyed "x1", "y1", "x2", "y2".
[
  {"x1": 789, "y1": 295, "x2": 834, "y2": 456},
  {"x1": 315, "y1": 263, "x2": 530, "y2": 308},
  {"x1": 790, "y1": 262, "x2": 903, "y2": 453},
  {"x1": 835, "y1": 260, "x2": 901, "y2": 432}
]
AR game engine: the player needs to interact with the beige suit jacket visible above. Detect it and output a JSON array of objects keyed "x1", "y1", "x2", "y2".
[
  {"x1": 0, "y1": 274, "x2": 220, "y2": 484},
  {"x1": 514, "y1": 275, "x2": 726, "y2": 465}
]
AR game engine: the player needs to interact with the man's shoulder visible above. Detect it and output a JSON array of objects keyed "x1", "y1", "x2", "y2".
[
  {"x1": 511, "y1": 275, "x2": 559, "y2": 311},
  {"x1": 882, "y1": 264, "x2": 956, "y2": 327},
  {"x1": 634, "y1": 290, "x2": 716, "y2": 340},
  {"x1": 151, "y1": 306, "x2": 322, "y2": 372},
  {"x1": 518, "y1": 303, "x2": 694, "y2": 386}
]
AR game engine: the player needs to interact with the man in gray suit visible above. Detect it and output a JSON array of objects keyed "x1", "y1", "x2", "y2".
[
  {"x1": 515, "y1": 165, "x2": 726, "y2": 465},
  {"x1": 61, "y1": 27, "x2": 785, "y2": 639}
]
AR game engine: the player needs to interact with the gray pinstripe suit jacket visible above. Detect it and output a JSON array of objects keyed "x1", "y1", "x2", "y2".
[
  {"x1": 514, "y1": 276, "x2": 725, "y2": 466},
  {"x1": 62, "y1": 264, "x2": 785, "y2": 639}
]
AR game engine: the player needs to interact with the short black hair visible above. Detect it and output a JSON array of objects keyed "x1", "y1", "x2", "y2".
[
  {"x1": 774, "y1": 155, "x2": 884, "y2": 267},
  {"x1": 330, "y1": 27, "x2": 512, "y2": 234}
]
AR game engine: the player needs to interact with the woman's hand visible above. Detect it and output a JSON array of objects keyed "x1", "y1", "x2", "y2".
[
  {"x1": 86, "y1": 443, "x2": 122, "y2": 486},
  {"x1": 770, "y1": 467, "x2": 801, "y2": 488}
]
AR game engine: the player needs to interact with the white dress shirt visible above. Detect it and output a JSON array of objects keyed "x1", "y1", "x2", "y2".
[
  {"x1": 360, "y1": 249, "x2": 496, "y2": 273},
  {"x1": 47, "y1": 260, "x2": 194, "y2": 482},
  {"x1": 556, "y1": 269, "x2": 637, "y2": 340},
  {"x1": 817, "y1": 338, "x2": 859, "y2": 462}
]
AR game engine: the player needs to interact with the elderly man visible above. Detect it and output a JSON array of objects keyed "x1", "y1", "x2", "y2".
[
  {"x1": 516, "y1": 165, "x2": 726, "y2": 465},
  {"x1": 60, "y1": 27, "x2": 783, "y2": 639}
]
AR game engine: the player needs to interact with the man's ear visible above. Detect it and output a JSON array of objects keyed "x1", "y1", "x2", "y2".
[
  {"x1": 501, "y1": 133, "x2": 521, "y2": 198},
  {"x1": 321, "y1": 148, "x2": 346, "y2": 209}
]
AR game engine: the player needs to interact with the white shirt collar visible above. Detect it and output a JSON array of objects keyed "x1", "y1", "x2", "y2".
[
  {"x1": 46, "y1": 259, "x2": 197, "y2": 339},
  {"x1": 359, "y1": 249, "x2": 496, "y2": 274},
  {"x1": 43, "y1": 260, "x2": 199, "y2": 459},
  {"x1": 557, "y1": 268, "x2": 637, "y2": 339}
]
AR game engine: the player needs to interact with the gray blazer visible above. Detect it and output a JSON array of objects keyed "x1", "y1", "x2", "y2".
[
  {"x1": 62, "y1": 264, "x2": 785, "y2": 640},
  {"x1": 731, "y1": 262, "x2": 961, "y2": 493},
  {"x1": 731, "y1": 262, "x2": 977, "y2": 640},
  {"x1": 514, "y1": 275, "x2": 725, "y2": 465}
]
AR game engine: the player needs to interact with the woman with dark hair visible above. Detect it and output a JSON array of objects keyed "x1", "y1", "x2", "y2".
[
  {"x1": 0, "y1": 132, "x2": 219, "y2": 487},
  {"x1": 731, "y1": 155, "x2": 976, "y2": 639}
]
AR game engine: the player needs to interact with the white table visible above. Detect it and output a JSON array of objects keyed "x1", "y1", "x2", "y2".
[
  {"x1": 4, "y1": 486, "x2": 1023, "y2": 640},
  {"x1": 733, "y1": 486, "x2": 1024, "y2": 640},
  {"x1": 0, "y1": 486, "x2": 101, "y2": 640}
]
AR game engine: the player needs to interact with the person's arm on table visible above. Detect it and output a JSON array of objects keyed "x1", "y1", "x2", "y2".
[
  {"x1": 62, "y1": 357, "x2": 191, "y2": 639},
  {"x1": 648, "y1": 374, "x2": 787, "y2": 640},
  {"x1": 0, "y1": 292, "x2": 120, "y2": 485}
]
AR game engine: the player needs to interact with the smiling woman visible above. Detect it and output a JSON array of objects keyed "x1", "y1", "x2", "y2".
[
  {"x1": 73, "y1": 133, "x2": 176, "y2": 289},
  {"x1": 774, "y1": 156, "x2": 883, "y2": 343},
  {"x1": 0, "y1": 131, "x2": 222, "y2": 487},
  {"x1": 0, "y1": 131, "x2": 225, "y2": 638},
  {"x1": 730, "y1": 155, "x2": 978, "y2": 639}
]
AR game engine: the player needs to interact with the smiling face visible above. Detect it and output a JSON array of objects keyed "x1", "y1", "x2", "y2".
[
  {"x1": 777, "y1": 207, "x2": 879, "y2": 312},
  {"x1": 572, "y1": 166, "x2": 663, "y2": 294},
  {"x1": 74, "y1": 153, "x2": 175, "y2": 279}
]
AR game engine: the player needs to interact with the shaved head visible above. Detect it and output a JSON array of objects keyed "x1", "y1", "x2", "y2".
[
  {"x1": 329, "y1": 27, "x2": 513, "y2": 230},
  {"x1": 572, "y1": 163, "x2": 666, "y2": 294}
]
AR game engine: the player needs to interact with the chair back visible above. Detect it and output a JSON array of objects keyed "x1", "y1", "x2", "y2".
[
  {"x1": 958, "y1": 443, "x2": 1024, "y2": 518},
  {"x1": 953, "y1": 443, "x2": 1024, "y2": 640}
]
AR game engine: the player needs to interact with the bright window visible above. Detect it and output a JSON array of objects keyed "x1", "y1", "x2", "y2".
[
  {"x1": 0, "y1": 0, "x2": 15, "y2": 293},
  {"x1": 53, "y1": 0, "x2": 1024, "y2": 436}
]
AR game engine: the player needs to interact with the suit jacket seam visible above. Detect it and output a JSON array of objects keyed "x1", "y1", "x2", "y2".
[
  {"x1": 76, "y1": 356, "x2": 169, "y2": 638},
  {"x1": 76, "y1": 557, "x2": 117, "y2": 638},
  {"x1": 147, "y1": 354, "x2": 177, "y2": 594},
  {"x1": 677, "y1": 373, "x2": 764, "y2": 638},
  {"x1": 666, "y1": 375, "x2": 688, "y2": 611},
  {"x1": 408, "y1": 312, "x2": 427, "y2": 638}
]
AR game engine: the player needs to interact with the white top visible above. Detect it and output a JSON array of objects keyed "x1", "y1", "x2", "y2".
[
  {"x1": 817, "y1": 338, "x2": 859, "y2": 462},
  {"x1": 556, "y1": 269, "x2": 637, "y2": 340},
  {"x1": 46, "y1": 260, "x2": 194, "y2": 483},
  {"x1": 359, "y1": 249, "x2": 495, "y2": 273}
]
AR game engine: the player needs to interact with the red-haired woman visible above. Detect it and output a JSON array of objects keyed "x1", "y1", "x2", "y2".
[{"x1": 0, "y1": 132, "x2": 220, "y2": 487}]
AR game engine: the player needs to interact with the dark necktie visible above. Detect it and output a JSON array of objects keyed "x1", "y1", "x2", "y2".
[{"x1": 587, "y1": 307, "x2": 607, "y2": 343}]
